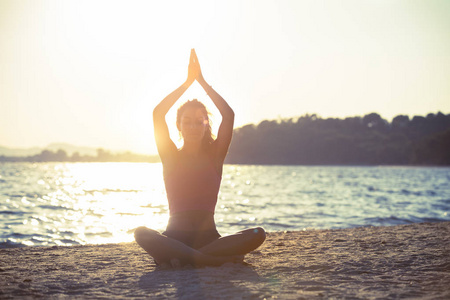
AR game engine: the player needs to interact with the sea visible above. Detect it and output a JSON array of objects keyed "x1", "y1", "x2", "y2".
[{"x1": 1, "y1": 162, "x2": 449, "y2": 248}]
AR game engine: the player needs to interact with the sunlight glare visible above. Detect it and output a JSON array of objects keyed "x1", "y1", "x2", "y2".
[{"x1": 36, "y1": 163, "x2": 171, "y2": 245}]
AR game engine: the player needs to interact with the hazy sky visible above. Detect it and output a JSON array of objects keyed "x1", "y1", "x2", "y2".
[{"x1": 1, "y1": 0, "x2": 449, "y2": 154}]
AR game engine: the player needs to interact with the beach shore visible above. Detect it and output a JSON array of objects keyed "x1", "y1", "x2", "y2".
[{"x1": 1, "y1": 222, "x2": 449, "y2": 299}]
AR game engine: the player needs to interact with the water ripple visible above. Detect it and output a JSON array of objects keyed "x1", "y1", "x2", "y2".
[{"x1": 1, "y1": 163, "x2": 450, "y2": 248}]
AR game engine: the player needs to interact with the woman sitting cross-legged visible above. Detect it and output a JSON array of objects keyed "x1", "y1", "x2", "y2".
[{"x1": 134, "y1": 49, "x2": 266, "y2": 267}]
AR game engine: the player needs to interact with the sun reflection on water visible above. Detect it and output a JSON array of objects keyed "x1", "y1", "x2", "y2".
[{"x1": 11, "y1": 162, "x2": 170, "y2": 246}]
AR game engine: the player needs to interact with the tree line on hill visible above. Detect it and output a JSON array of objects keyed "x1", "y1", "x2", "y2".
[
  {"x1": 0, "y1": 148, "x2": 160, "y2": 163},
  {"x1": 225, "y1": 112, "x2": 450, "y2": 165},
  {"x1": 1, "y1": 112, "x2": 449, "y2": 165}
]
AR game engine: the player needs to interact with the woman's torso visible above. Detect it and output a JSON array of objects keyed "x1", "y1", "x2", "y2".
[{"x1": 163, "y1": 150, "x2": 222, "y2": 231}]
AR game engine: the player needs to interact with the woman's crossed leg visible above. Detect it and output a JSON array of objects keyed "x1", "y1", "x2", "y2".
[
  {"x1": 134, "y1": 226, "x2": 265, "y2": 267},
  {"x1": 198, "y1": 227, "x2": 266, "y2": 256}
]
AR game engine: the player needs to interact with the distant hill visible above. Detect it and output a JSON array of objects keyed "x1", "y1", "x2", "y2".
[
  {"x1": 225, "y1": 112, "x2": 450, "y2": 165},
  {"x1": 0, "y1": 145, "x2": 43, "y2": 157},
  {"x1": 45, "y1": 143, "x2": 98, "y2": 156},
  {"x1": 0, "y1": 145, "x2": 160, "y2": 163},
  {"x1": 1, "y1": 144, "x2": 99, "y2": 157}
]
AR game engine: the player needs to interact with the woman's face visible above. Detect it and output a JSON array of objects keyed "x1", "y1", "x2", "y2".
[{"x1": 178, "y1": 108, "x2": 208, "y2": 143}]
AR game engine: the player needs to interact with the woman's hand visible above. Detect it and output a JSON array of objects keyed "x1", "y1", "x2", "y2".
[
  {"x1": 186, "y1": 49, "x2": 196, "y2": 84},
  {"x1": 192, "y1": 49, "x2": 205, "y2": 83},
  {"x1": 187, "y1": 49, "x2": 205, "y2": 84}
]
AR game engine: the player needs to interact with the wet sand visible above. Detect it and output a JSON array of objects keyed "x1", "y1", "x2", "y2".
[{"x1": 1, "y1": 222, "x2": 449, "y2": 299}]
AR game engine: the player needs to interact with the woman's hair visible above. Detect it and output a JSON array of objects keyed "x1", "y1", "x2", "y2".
[{"x1": 176, "y1": 99, "x2": 215, "y2": 149}]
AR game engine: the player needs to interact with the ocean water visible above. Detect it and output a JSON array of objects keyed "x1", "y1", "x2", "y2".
[{"x1": 1, "y1": 162, "x2": 449, "y2": 248}]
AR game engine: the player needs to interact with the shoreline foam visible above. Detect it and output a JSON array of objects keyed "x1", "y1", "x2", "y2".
[{"x1": 1, "y1": 222, "x2": 449, "y2": 299}]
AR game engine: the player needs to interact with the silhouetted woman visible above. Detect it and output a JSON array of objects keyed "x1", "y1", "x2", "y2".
[{"x1": 134, "y1": 49, "x2": 266, "y2": 267}]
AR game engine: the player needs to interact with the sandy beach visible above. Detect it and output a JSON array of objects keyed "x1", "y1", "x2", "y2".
[{"x1": 1, "y1": 222, "x2": 449, "y2": 299}]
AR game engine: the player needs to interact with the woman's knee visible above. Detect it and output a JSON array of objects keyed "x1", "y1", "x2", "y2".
[
  {"x1": 134, "y1": 226, "x2": 159, "y2": 243},
  {"x1": 254, "y1": 227, "x2": 266, "y2": 241},
  {"x1": 248, "y1": 227, "x2": 266, "y2": 245}
]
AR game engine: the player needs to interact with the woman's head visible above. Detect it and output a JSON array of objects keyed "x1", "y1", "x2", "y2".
[{"x1": 176, "y1": 99, "x2": 214, "y2": 147}]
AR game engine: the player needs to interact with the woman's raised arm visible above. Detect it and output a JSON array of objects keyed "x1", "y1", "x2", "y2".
[
  {"x1": 153, "y1": 50, "x2": 197, "y2": 160},
  {"x1": 191, "y1": 50, "x2": 235, "y2": 161}
]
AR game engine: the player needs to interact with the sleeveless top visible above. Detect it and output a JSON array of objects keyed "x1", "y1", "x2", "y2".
[{"x1": 164, "y1": 159, "x2": 221, "y2": 215}]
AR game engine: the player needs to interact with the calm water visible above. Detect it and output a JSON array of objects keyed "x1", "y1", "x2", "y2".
[{"x1": 1, "y1": 162, "x2": 449, "y2": 248}]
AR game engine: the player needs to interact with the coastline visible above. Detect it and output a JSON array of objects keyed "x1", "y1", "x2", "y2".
[{"x1": 1, "y1": 222, "x2": 449, "y2": 299}]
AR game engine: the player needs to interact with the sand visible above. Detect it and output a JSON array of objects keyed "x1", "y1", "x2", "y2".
[{"x1": 1, "y1": 222, "x2": 449, "y2": 299}]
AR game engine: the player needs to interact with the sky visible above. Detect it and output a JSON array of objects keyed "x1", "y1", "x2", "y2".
[{"x1": 1, "y1": 0, "x2": 449, "y2": 155}]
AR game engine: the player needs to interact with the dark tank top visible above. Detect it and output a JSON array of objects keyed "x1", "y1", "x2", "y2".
[{"x1": 164, "y1": 159, "x2": 221, "y2": 215}]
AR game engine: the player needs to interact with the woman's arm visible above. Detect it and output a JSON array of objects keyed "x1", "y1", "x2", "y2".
[
  {"x1": 192, "y1": 50, "x2": 235, "y2": 161},
  {"x1": 153, "y1": 82, "x2": 189, "y2": 160},
  {"x1": 153, "y1": 51, "x2": 197, "y2": 160}
]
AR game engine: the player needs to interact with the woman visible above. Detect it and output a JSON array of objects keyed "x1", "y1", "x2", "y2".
[{"x1": 134, "y1": 49, "x2": 266, "y2": 267}]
